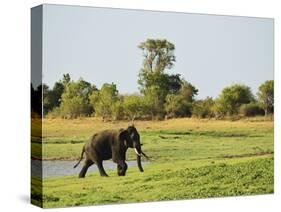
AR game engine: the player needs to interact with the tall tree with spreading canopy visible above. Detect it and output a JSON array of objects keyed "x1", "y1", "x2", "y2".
[
  {"x1": 138, "y1": 39, "x2": 182, "y2": 118},
  {"x1": 257, "y1": 80, "x2": 274, "y2": 116},
  {"x1": 138, "y1": 39, "x2": 175, "y2": 73}
]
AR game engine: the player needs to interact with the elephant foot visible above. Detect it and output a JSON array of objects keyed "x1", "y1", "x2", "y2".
[{"x1": 78, "y1": 172, "x2": 86, "y2": 178}]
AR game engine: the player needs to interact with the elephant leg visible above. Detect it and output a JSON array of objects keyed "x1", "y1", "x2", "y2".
[
  {"x1": 79, "y1": 159, "x2": 94, "y2": 178},
  {"x1": 117, "y1": 161, "x2": 128, "y2": 176},
  {"x1": 96, "y1": 161, "x2": 108, "y2": 177}
]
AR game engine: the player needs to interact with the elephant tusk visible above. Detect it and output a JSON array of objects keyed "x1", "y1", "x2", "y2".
[{"x1": 134, "y1": 148, "x2": 141, "y2": 156}]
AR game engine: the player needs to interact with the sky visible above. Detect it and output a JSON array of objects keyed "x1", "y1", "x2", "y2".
[{"x1": 41, "y1": 4, "x2": 273, "y2": 99}]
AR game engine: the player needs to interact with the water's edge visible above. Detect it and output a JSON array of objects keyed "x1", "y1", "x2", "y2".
[{"x1": 31, "y1": 159, "x2": 149, "y2": 178}]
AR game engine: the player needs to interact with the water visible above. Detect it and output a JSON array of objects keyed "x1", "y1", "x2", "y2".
[{"x1": 31, "y1": 159, "x2": 149, "y2": 178}]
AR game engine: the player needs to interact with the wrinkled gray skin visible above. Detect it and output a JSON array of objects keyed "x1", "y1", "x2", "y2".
[{"x1": 74, "y1": 126, "x2": 147, "y2": 178}]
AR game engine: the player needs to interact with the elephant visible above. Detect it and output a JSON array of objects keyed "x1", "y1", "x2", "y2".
[{"x1": 73, "y1": 125, "x2": 149, "y2": 178}]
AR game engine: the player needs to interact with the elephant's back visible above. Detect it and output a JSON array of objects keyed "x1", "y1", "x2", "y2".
[
  {"x1": 87, "y1": 130, "x2": 117, "y2": 158},
  {"x1": 91, "y1": 129, "x2": 116, "y2": 142}
]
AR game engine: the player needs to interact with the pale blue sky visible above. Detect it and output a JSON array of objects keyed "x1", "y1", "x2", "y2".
[{"x1": 42, "y1": 4, "x2": 273, "y2": 99}]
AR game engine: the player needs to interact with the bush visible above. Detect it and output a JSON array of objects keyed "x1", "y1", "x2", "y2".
[
  {"x1": 239, "y1": 103, "x2": 264, "y2": 117},
  {"x1": 192, "y1": 97, "x2": 215, "y2": 118},
  {"x1": 164, "y1": 94, "x2": 192, "y2": 118},
  {"x1": 216, "y1": 84, "x2": 255, "y2": 116},
  {"x1": 89, "y1": 83, "x2": 120, "y2": 121},
  {"x1": 123, "y1": 95, "x2": 146, "y2": 121},
  {"x1": 60, "y1": 96, "x2": 91, "y2": 119}
]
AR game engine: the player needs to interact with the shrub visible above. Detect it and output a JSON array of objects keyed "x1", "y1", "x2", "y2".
[
  {"x1": 164, "y1": 94, "x2": 192, "y2": 118},
  {"x1": 239, "y1": 103, "x2": 264, "y2": 117},
  {"x1": 192, "y1": 97, "x2": 215, "y2": 118},
  {"x1": 215, "y1": 84, "x2": 255, "y2": 116}
]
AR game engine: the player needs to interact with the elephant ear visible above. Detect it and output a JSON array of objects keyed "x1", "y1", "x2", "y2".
[{"x1": 118, "y1": 129, "x2": 129, "y2": 148}]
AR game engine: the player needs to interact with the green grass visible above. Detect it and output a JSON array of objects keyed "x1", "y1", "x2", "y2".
[{"x1": 31, "y1": 118, "x2": 274, "y2": 208}]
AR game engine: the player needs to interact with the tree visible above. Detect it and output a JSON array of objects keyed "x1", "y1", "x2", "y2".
[
  {"x1": 43, "y1": 84, "x2": 52, "y2": 115},
  {"x1": 43, "y1": 81, "x2": 65, "y2": 115},
  {"x1": 123, "y1": 95, "x2": 145, "y2": 121},
  {"x1": 59, "y1": 78, "x2": 95, "y2": 118},
  {"x1": 257, "y1": 80, "x2": 274, "y2": 116},
  {"x1": 138, "y1": 39, "x2": 175, "y2": 73},
  {"x1": 50, "y1": 81, "x2": 64, "y2": 107},
  {"x1": 164, "y1": 94, "x2": 190, "y2": 118},
  {"x1": 164, "y1": 80, "x2": 198, "y2": 118},
  {"x1": 111, "y1": 100, "x2": 124, "y2": 121},
  {"x1": 179, "y1": 80, "x2": 198, "y2": 102},
  {"x1": 239, "y1": 103, "x2": 264, "y2": 117},
  {"x1": 138, "y1": 39, "x2": 180, "y2": 119},
  {"x1": 142, "y1": 85, "x2": 167, "y2": 119},
  {"x1": 62, "y1": 73, "x2": 71, "y2": 86},
  {"x1": 215, "y1": 84, "x2": 255, "y2": 116},
  {"x1": 89, "y1": 83, "x2": 120, "y2": 121}
]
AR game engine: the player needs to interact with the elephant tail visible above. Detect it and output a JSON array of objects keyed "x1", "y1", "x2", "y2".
[{"x1": 73, "y1": 146, "x2": 85, "y2": 168}]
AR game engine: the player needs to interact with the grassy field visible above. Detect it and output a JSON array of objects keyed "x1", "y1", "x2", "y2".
[{"x1": 31, "y1": 117, "x2": 274, "y2": 208}]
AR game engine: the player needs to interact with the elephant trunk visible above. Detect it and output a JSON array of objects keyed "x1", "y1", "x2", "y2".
[
  {"x1": 137, "y1": 154, "x2": 144, "y2": 172},
  {"x1": 134, "y1": 144, "x2": 144, "y2": 172}
]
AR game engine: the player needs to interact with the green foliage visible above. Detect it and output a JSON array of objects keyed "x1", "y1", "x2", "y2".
[
  {"x1": 42, "y1": 74, "x2": 72, "y2": 116},
  {"x1": 137, "y1": 39, "x2": 197, "y2": 119},
  {"x1": 142, "y1": 85, "x2": 166, "y2": 119},
  {"x1": 257, "y1": 80, "x2": 274, "y2": 116},
  {"x1": 192, "y1": 97, "x2": 215, "y2": 118},
  {"x1": 43, "y1": 82, "x2": 64, "y2": 115},
  {"x1": 52, "y1": 82, "x2": 65, "y2": 106},
  {"x1": 123, "y1": 94, "x2": 146, "y2": 121},
  {"x1": 59, "y1": 78, "x2": 95, "y2": 118},
  {"x1": 40, "y1": 40, "x2": 272, "y2": 120},
  {"x1": 178, "y1": 80, "x2": 198, "y2": 102},
  {"x1": 164, "y1": 81, "x2": 198, "y2": 118},
  {"x1": 215, "y1": 84, "x2": 255, "y2": 116},
  {"x1": 164, "y1": 94, "x2": 191, "y2": 118},
  {"x1": 239, "y1": 103, "x2": 264, "y2": 117},
  {"x1": 138, "y1": 72, "x2": 185, "y2": 119},
  {"x1": 138, "y1": 39, "x2": 175, "y2": 73},
  {"x1": 111, "y1": 100, "x2": 124, "y2": 121},
  {"x1": 138, "y1": 71, "x2": 182, "y2": 95},
  {"x1": 137, "y1": 39, "x2": 177, "y2": 119},
  {"x1": 62, "y1": 73, "x2": 71, "y2": 86},
  {"x1": 89, "y1": 83, "x2": 121, "y2": 121}
]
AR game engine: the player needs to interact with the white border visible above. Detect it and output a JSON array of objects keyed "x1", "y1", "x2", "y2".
[{"x1": 0, "y1": 1, "x2": 279, "y2": 211}]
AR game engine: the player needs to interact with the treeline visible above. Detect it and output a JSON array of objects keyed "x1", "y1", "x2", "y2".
[{"x1": 31, "y1": 39, "x2": 274, "y2": 120}]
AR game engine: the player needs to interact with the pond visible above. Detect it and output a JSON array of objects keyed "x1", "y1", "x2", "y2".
[{"x1": 31, "y1": 159, "x2": 150, "y2": 178}]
